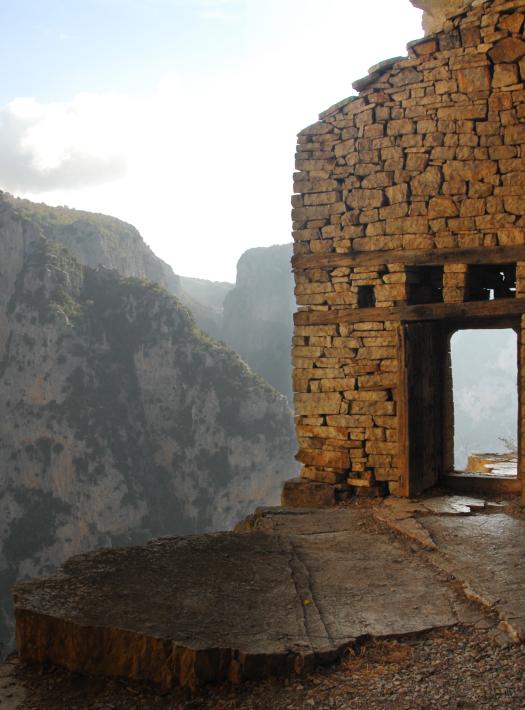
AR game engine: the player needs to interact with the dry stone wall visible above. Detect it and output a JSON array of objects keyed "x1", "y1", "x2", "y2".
[{"x1": 289, "y1": 0, "x2": 525, "y2": 502}]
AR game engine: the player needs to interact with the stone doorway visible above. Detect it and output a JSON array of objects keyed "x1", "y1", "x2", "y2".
[{"x1": 400, "y1": 318, "x2": 522, "y2": 497}]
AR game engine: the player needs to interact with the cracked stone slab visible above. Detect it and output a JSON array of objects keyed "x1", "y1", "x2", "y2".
[
  {"x1": 418, "y1": 513, "x2": 525, "y2": 642},
  {"x1": 372, "y1": 495, "x2": 495, "y2": 550},
  {"x1": 381, "y1": 494, "x2": 503, "y2": 518},
  {"x1": 373, "y1": 509, "x2": 438, "y2": 550},
  {"x1": 374, "y1": 495, "x2": 510, "y2": 555},
  {"x1": 13, "y1": 508, "x2": 483, "y2": 690}
]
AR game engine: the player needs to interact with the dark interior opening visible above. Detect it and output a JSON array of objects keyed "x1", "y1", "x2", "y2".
[
  {"x1": 403, "y1": 319, "x2": 521, "y2": 496},
  {"x1": 466, "y1": 264, "x2": 516, "y2": 301},
  {"x1": 406, "y1": 265, "x2": 444, "y2": 305},
  {"x1": 403, "y1": 321, "x2": 445, "y2": 495},
  {"x1": 358, "y1": 285, "x2": 376, "y2": 308}
]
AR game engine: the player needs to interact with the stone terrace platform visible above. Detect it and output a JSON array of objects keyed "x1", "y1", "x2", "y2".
[{"x1": 10, "y1": 496, "x2": 525, "y2": 691}]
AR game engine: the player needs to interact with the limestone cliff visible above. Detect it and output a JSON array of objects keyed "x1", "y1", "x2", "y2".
[
  {"x1": 0, "y1": 193, "x2": 224, "y2": 338},
  {"x1": 179, "y1": 276, "x2": 233, "y2": 313},
  {"x1": 2, "y1": 193, "x2": 182, "y2": 295},
  {"x1": 0, "y1": 195, "x2": 297, "y2": 399},
  {"x1": 222, "y1": 245, "x2": 295, "y2": 402},
  {"x1": 0, "y1": 200, "x2": 297, "y2": 656}
]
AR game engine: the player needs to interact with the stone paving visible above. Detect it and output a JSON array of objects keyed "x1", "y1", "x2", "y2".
[
  {"x1": 9, "y1": 494, "x2": 523, "y2": 694},
  {"x1": 373, "y1": 493, "x2": 525, "y2": 643}
]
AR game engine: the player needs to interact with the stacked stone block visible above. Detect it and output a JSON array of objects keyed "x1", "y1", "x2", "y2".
[{"x1": 287, "y1": 0, "x2": 525, "y2": 503}]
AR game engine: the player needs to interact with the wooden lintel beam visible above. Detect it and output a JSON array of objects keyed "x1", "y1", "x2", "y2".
[
  {"x1": 294, "y1": 297, "x2": 525, "y2": 326},
  {"x1": 292, "y1": 245, "x2": 525, "y2": 272}
]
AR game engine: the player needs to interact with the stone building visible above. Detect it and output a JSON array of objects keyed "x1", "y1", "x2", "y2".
[{"x1": 283, "y1": 0, "x2": 525, "y2": 506}]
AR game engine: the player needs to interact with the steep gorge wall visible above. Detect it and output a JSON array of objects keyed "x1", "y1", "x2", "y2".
[
  {"x1": 1, "y1": 195, "x2": 300, "y2": 400},
  {"x1": 1, "y1": 193, "x2": 182, "y2": 296},
  {"x1": 0, "y1": 203, "x2": 297, "y2": 656},
  {"x1": 222, "y1": 245, "x2": 296, "y2": 402},
  {"x1": 0, "y1": 193, "x2": 227, "y2": 339}
]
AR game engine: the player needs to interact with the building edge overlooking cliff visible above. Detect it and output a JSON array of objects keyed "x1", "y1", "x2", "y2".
[{"x1": 284, "y1": 0, "x2": 525, "y2": 508}]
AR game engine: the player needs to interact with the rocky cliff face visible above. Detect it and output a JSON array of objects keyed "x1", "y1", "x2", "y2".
[
  {"x1": 0, "y1": 193, "x2": 225, "y2": 338},
  {"x1": 2, "y1": 193, "x2": 182, "y2": 296},
  {"x1": 0, "y1": 195, "x2": 296, "y2": 400},
  {"x1": 222, "y1": 245, "x2": 295, "y2": 402},
  {"x1": 0, "y1": 200, "x2": 297, "y2": 656},
  {"x1": 179, "y1": 276, "x2": 233, "y2": 312}
]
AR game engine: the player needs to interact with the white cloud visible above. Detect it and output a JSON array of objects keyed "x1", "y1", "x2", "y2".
[
  {"x1": 0, "y1": 94, "x2": 134, "y2": 192},
  {"x1": 3, "y1": 0, "x2": 423, "y2": 280}
]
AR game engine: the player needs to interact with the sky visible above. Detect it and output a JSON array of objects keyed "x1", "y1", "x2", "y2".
[
  {"x1": 452, "y1": 329, "x2": 518, "y2": 469},
  {"x1": 0, "y1": 0, "x2": 424, "y2": 282}
]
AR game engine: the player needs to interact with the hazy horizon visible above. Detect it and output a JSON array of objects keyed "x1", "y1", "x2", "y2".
[{"x1": 0, "y1": 0, "x2": 423, "y2": 281}]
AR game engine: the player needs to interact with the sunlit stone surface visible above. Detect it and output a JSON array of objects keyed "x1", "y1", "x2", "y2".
[{"x1": 410, "y1": 0, "x2": 476, "y2": 34}]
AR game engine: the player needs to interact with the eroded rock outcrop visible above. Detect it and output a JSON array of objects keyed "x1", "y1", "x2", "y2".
[{"x1": 0, "y1": 199, "x2": 297, "y2": 656}]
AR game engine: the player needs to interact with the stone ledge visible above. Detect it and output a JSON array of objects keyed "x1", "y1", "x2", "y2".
[{"x1": 13, "y1": 507, "x2": 485, "y2": 690}]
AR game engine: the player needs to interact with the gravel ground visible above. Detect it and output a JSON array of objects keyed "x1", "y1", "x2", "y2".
[{"x1": 6, "y1": 625, "x2": 525, "y2": 709}]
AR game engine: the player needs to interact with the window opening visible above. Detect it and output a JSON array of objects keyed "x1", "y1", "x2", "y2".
[
  {"x1": 450, "y1": 328, "x2": 517, "y2": 478},
  {"x1": 406, "y1": 265, "x2": 444, "y2": 305},
  {"x1": 466, "y1": 264, "x2": 516, "y2": 301},
  {"x1": 358, "y1": 285, "x2": 376, "y2": 308}
]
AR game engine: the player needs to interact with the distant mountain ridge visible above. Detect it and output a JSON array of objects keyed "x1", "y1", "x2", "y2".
[
  {"x1": 1, "y1": 193, "x2": 295, "y2": 400},
  {"x1": 1, "y1": 193, "x2": 229, "y2": 338},
  {"x1": 2, "y1": 193, "x2": 182, "y2": 295}
]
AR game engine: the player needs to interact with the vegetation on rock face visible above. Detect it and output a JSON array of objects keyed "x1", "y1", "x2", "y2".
[
  {"x1": 0, "y1": 191, "x2": 229, "y2": 339},
  {"x1": 3, "y1": 489, "x2": 71, "y2": 563},
  {"x1": 0, "y1": 199, "x2": 298, "y2": 658},
  {"x1": 0, "y1": 191, "x2": 182, "y2": 298},
  {"x1": 0, "y1": 192, "x2": 297, "y2": 404},
  {"x1": 8, "y1": 240, "x2": 84, "y2": 324}
]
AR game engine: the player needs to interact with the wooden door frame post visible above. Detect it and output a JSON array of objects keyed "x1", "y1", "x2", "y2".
[
  {"x1": 397, "y1": 324, "x2": 410, "y2": 497},
  {"x1": 517, "y1": 315, "x2": 525, "y2": 504}
]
